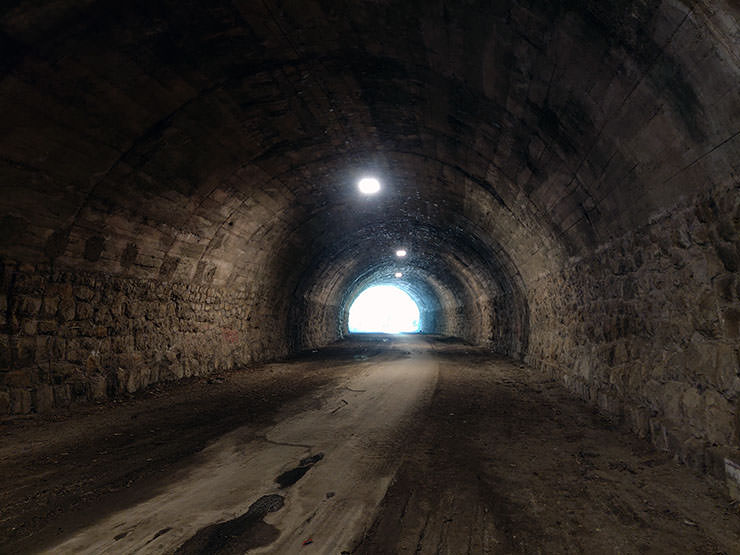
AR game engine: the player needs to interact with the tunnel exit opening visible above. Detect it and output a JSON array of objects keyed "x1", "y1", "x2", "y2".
[{"x1": 348, "y1": 285, "x2": 421, "y2": 334}]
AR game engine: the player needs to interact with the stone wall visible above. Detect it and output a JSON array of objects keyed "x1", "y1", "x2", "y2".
[
  {"x1": 527, "y1": 182, "x2": 740, "y2": 476},
  {"x1": 290, "y1": 298, "x2": 343, "y2": 352},
  {"x1": 0, "y1": 262, "x2": 290, "y2": 415}
]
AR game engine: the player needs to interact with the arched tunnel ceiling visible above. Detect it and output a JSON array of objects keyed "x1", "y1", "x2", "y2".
[
  {"x1": 295, "y1": 220, "x2": 521, "y2": 311},
  {"x1": 296, "y1": 221, "x2": 521, "y2": 341},
  {"x1": 1, "y1": 0, "x2": 739, "y2": 350}
]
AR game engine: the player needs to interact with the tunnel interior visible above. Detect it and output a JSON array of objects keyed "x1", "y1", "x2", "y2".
[{"x1": 0, "y1": 0, "x2": 739, "y2": 477}]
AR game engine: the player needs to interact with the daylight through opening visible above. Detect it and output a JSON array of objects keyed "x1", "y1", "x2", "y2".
[{"x1": 348, "y1": 285, "x2": 421, "y2": 334}]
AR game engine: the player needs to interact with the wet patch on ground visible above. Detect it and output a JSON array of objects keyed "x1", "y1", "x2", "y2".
[
  {"x1": 145, "y1": 527, "x2": 172, "y2": 545},
  {"x1": 275, "y1": 453, "x2": 324, "y2": 488},
  {"x1": 174, "y1": 494, "x2": 284, "y2": 554}
]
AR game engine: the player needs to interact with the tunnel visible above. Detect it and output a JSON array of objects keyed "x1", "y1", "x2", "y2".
[{"x1": 1, "y1": 1, "x2": 739, "y2": 552}]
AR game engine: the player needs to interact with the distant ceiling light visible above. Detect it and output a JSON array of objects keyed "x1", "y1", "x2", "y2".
[
  {"x1": 358, "y1": 177, "x2": 380, "y2": 194},
  {"x1": 394, "y1": 272, "x2": 403, "y2": 278},
  {"x1": 395, "y1": 249, "x2": 407, "y2": 257}
]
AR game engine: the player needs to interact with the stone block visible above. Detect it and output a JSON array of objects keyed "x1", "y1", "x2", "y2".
[
  {"x1": 94, "y1": 309, "x2": 112, "y2": 326},
  {"x1": 117, "y1": 367, "x2": 139, "y2": 394},
  {"x1": 704, "y1": 391, "x2": 734, "y2": 445},
  {"x1": 76, "y1": 302, "x2": 94, "y2": 320},
  {"x1": 0, "y1": 335, "x2": 9, "y2": 369},
  {"x1": 125, "y1": 302, "x2": 142, "y2": 318},
  {"x1": 90, "y1": 374, "x2": 107, "y2": 401},
  {"x1": 679, "y1": 437, "x2": 708, "y2": 474},
  {"x1": 17, "y1": 296, "x2": 42, "y2": 316},
  {"x1": 722, "y1": 308, "x2": 740, "y2": 339},
  {"x1": 114, "y1": 367, "x2": 127, "y2": 394},
  {"x1": 718, "y1": 217, "x2": 736, "y2": 242},
  {"x1": 628, "y1": 406, "x2": 651, "y2": 438},
  {"x1": 714, "y1": 275, "x2": 737, "y2": 302},
  {"x1": 33, "y1": 384, "x2": 54, "y2": 413},
  {"x1": 85, "y1": 353, "x2": 100, "y2": 373},
  {"x1": 112, "y1": 335, "x2": 134, "y2": 353},
  {"x1": 683, "y1": 332, "x2": 713, "y2": 373},
  {"x1": 725, "y1": 458, "x2": 740, "y2": 502},
  {"x1": 74, "y1": 321, "x2": 95, "y2": 337},
  {"x1": 173, "y1": 360, "x2": 186, "y2": 379},
  {"x1": 75, "y1": 286, "x2": 94, "y2": 301},
  {"x1": 79, "y1": 336, "x2": 98, "y2": 352},
  {"x1": 65, "y1": 339, "x2": 84, "y2": 364},
  {"x1": 39, "y1": 296, "x2": 59, "y2": 319},
  {"x1": 49, "y1": 337, "x2": 65, "y2": 360},
  {"x1": 703, "y1": 446, "x2": 728, "y2": 479},
  {"x1": 715, "y1": 343, "x2": 739, "y2": 391},
  {"x1": 613, "y1": 341, "x2": 629, "y2": 365},
  {"x1": 10, "y1": 388, "x2": 31, "y2": 414},
  {"x1": 70, "y1": 379, "x2": 89, "y2": 400},
  {"x1": 50, "y1": 363, "x2": 78, "y2": 383},
  {"x1": 673, "y1": 225, "x2": 692, "y2": 249},
  {"x1": 13, "y1": 272, "x2": 45, "y2": 293},
  {"x1": 37, "y1": 320, "x2": 58, "y2": 335},
  {"x1": 0, "y1": 390, "x2": 9, "y2": 414},
  {"x1": 109, "y1": 301, "x2": 124, "y2": 317},
  {"x1": 53, "y1": 384, "x2": 71, "y2": 407},
  {"x1": 14, "y1": 337, "x2": 36, "y2": 367},
  {"x1": 33, "y1": 335, "x2": 51, "y2": 364},
  {"x1": 3, "y1": 369, "x2": 34, "y2": 388},
  {"x1": 681, "y1": 387, "x2": 704, "y2": 426},
  {"x1": 21, "y1": 319, "x2": 37, "y2": 336},
  {"x1": 56, "y1": 298, "x2": 75, "y2": 322},
  {"x1": 134, "y1": 333, "x2": 152, "y2": 351},
  {"x1": 691, "y1": 289, "x2": 721, "y2": 339},
  {"x1": 97, "y1": 337, "x2": 111, "y2": 358},
  {"x1": 716, "y1": 243, "x2": 739, "y2": 272},
  {"x1": 660, "y1": 381, "x2": 684, "y2": 424}
]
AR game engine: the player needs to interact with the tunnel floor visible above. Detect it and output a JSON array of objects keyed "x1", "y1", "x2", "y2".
[{"x1": 1, "y1": 335, "x2": 738, "y2": 553}]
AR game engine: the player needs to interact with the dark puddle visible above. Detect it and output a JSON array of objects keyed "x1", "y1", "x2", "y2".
[
  {"x1": 145, "y1": 527, "x2": 172, "y2": 545},
  {"x1": 175, "y1": 495, "x2": 284, "y2": 554},
  {"x1": 275, "y1": 453, "x2": 324, "y2": 488},
  {"x1": 176, "y1": 453, "x2": 324, "y2": 553}
]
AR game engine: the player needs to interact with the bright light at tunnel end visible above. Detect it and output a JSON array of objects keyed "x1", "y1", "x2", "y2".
[
  {"x1": 395, "y1": 249, "x2": 407, "y2": 257},
  {"x1": 358, "y1": 176, "x2": 380, "y2": 194},
  {"x1": 348, "y1": 285, "x2": 420, "y2": 334},
  {"x1": 394, "y1": 272, "x2": 403, "y2": 278}
]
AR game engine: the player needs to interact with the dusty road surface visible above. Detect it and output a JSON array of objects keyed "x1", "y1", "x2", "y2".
[{"x1": 1, "y1": 335, "x2": 739, "y2": 554}]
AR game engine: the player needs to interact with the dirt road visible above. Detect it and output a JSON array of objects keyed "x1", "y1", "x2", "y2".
[{"x1": 1, "y1": 335, "x2": 738, "y2": 554}]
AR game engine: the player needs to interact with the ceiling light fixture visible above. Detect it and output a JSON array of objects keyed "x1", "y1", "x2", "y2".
[
  {"x1": 394, "y1": 272, "x2": 403, "y2": 278},
  {"x1": 358, "y1": 177, "x2": 380, "y2": 194}
]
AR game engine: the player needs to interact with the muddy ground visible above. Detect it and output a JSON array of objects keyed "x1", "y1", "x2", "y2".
[{"x1": 0, "y1": 335, "x2": 738, "y2": 554}]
